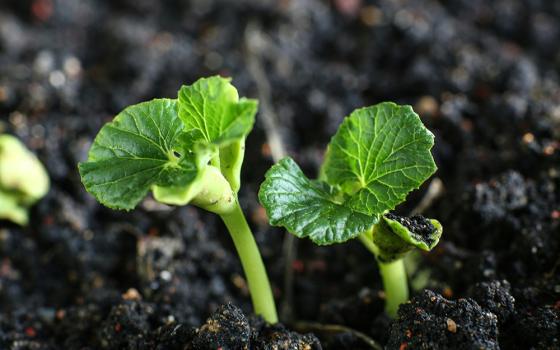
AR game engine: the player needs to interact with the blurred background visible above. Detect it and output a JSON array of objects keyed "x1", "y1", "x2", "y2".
[{"x1": 0, "y1": 0, "x2": 558, "y2": 349}]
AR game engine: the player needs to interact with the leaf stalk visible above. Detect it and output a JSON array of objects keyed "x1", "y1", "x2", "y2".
[
  {"x1": 359, "y1": 228, "x2": 409, "y2": 318},
  {"x1": 220, "y1": 199, "x2": 278, "y2": 323}
]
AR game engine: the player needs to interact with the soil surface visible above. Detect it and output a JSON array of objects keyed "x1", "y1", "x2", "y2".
[{"x1": 1, "y1": 0, "x2": 559, "y2": 349}]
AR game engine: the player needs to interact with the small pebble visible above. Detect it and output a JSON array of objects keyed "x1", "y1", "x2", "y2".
[
  {"x1": 446, "y1": 318, "x2": 457, "y2": 333},
  {"x1": 49, "y1": 70, "x2": 65, "y2": 88},
  {"x1": 522, "y1": 133, "x2": 535, "y2": 143},
  {"x1": 360, "y1": 5, "x2": 383, "y2": 26},
  {"x1": 122, "y1": 288, "x2": 142, "y2": 301},
  {"x1": 63, "y1": 56, "x2": 82, "y2": 77},
  {"x1": 160, "y1": 270, "x2": 172, "y2": 281},
  {"x1": 416, "y1": 96, "x2": 439, "y2": 117}
]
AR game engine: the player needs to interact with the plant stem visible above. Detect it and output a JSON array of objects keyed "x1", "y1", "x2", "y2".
[
  {"x1": 358, "y1": 230, "x2": 379, "y2": 256},
  {"x1": 377, "y1": 258, "x2": 408, "y2": 318},
  {"x1": 211, "y1": 154, "x2": 221, "y2": 169},
  {"x1": 358, "y1": 230, "x2": 409, "y2": 318},
  {"x1": 220, "y1": 200, "x2": 278, "y2": 324}
]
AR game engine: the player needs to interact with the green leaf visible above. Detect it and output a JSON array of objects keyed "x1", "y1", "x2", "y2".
[
  {"x1": 152, "y1": 142, "x2": 237, "y2": 215},
  {"x1": 321, "y1": 102, "x2": 437, "y2": 216},
  {"x1": 258, "y1": 157, "x2": 377, "y2": 245},
  {"x1": 78, "y1": 99, "x2": 203, "y2": 210},
  {"x1": 178, "y1": 76, "x2": 257, "y2": 144},
  {"x1": 372, "y1": 213, "x2": 443, "y2": 263},
  {"x1": 178, "y1": 76, "x2": 257, "y2": 192},
  {"x1": 259, "y1": 102, "x2": 439, "y2": 246},
  {"x1": 151, "y1": 142, "x2": 218, "y2": 206},
  {"x1": 218, "y1": 139, "x2": 246, "y2": 193}
]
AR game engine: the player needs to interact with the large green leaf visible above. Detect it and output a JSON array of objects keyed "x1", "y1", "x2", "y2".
[
  {"x1": 259, "y1": 157, "x2": 377, "y2": 245},
  {"x1": 178, "y1": 76, "x2": 257, "y2": 144},
  {"x1": 321, "y1": 102, "x2": 437, "y2": 215},
  {"x1": 78, "y1": 99, "x2": 203, "y2": 210},
  {"x1": 178, "y1": 76, "x2": 257, "y2": 192},
  {"x1": 259, "y1": 102, "x2": 438, "y2": 246}
]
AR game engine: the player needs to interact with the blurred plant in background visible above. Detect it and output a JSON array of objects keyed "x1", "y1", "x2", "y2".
[{"x1": 0, "y1": 134, "x2": 49, "y2": 225}]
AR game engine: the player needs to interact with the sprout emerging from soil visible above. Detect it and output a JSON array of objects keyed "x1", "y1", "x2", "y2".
[
  {"x1": 0, "y1": 134, "x2": 50, "y2": 225},
  {"x1": 259, "y1": 102, "x2": 442, "y2": 317},
  {"x1": 79, "y1": 76, "x2": 278, "y2": 323}
]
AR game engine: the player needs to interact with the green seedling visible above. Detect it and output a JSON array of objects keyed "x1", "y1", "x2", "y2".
[
  {"x1": 0, "y1": 134, "x2": 50, "y2": 225},
  {"x1": 259, "y1": 102, "x2": 442, "y2": 317},
  {"x1": 78, "y1": 76, "x2": 278, "y2": 323}
]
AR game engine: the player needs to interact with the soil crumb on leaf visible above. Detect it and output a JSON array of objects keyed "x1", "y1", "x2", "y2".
[{"x1": 385, "y1": 213, "x2": 437, "y2": 246}]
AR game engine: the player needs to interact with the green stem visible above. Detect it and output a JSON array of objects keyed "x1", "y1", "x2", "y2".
[
  {"x1": 220, "y1": 200, "x2": 278, "y2": 324},
  {"x1": 211, "y1": 153, "x2": 221, "y2": 169},
  {"x1": 358, "y1": 230, "x2": 379, "y2": 256},
  {"x1": 378, "y1": 258, "x2": 408, "y2": 318},
  {"x1": 358, "y1": 230, "x2": 409, "y2": 318}
]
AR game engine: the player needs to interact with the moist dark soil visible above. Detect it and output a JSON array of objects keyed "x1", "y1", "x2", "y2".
[{"x1": 0, "y1": 0, "x2": 559, "y2": 349}]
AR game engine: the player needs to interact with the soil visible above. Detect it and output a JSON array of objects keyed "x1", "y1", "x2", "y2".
[{"x1": 0, "y1": 0, "x2": 559, "y2": 349}]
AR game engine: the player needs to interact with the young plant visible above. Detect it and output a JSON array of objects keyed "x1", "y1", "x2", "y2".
[
  {"x1": 259, "y1": 102, "x2": 442, "y2": 317},
  {"x1": 78, "y1": 76, "x2": 278, "y2": 323},
  {"x1": 0, "y1": 134, "x2": 50, "y2": 225}
]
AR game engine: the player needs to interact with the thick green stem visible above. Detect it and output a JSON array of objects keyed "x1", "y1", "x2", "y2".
[
  {"x1": 378, "y1": 258, "x2": 408, "y2": 318},
  {"x1": 358, "y1": 230, "x2": 409, "y2": 318},
  {"x1": 220, "y1": 201, "x2": 278, "y2": 324}
]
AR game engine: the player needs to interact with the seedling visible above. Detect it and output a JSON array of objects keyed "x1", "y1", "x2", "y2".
[
  {"x1": 0, "y1": 134, "x2": 50, "y2": 225},
  {"x1": 259, "y1": 102, "x2": 442, "y2": 317},
  {"x1": 79, "y1": 76, "x2": 278, "y2": 323}
]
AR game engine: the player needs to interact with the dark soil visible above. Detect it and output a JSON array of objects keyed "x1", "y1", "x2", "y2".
[
  {"x1": 1, "y1": 0, "x2": 559, "y2": 349},
  {"x1": 388, "y1": 290, "x2": 500, "y2": 350},
  {"x1": 189, "y1": 303, "x2": 321, "y2": 350}
]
